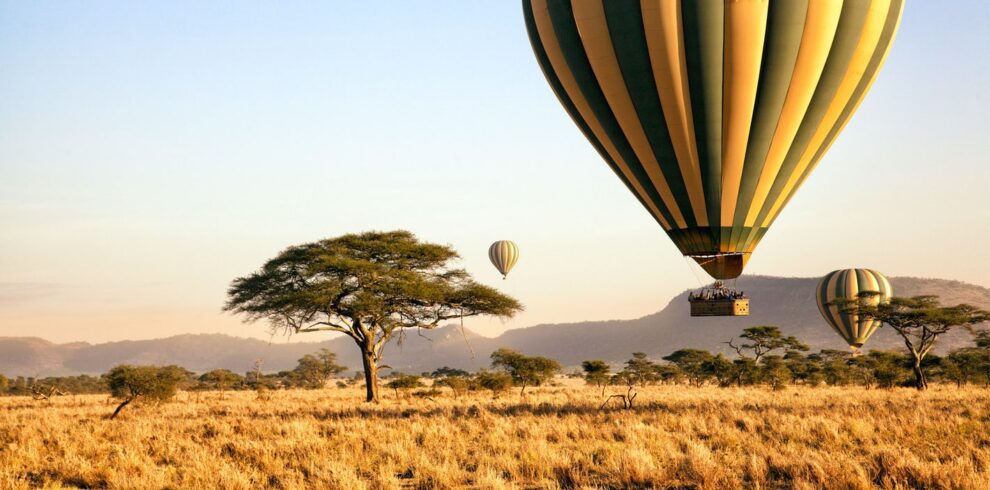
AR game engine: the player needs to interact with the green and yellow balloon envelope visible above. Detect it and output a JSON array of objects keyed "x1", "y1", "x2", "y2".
[
  {"x1": 816, "y1": 269, "x2": 892, "y2": 353},
  {"x1": 522, "y1": 0, "x2": 903, "y2": 279}
]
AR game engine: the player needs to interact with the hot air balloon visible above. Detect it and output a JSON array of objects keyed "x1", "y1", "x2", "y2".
[
  {"x1": 522, "y1": 0, "x2": 903, "y2": 281},
  {"x1": 816, "y1": 269, "x2": 892, "y2": 354},
  {"x1": 489, "y1": 240, "x2": 519, "y2": 279}
]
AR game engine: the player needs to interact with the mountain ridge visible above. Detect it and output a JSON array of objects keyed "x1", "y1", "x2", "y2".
[{"x1": 2, "y1": 275, "x2": 988, "y2": 377}]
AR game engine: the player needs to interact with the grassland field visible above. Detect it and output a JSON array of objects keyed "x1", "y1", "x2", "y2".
[{"x1": 2, "y1": 379, "x2": 990, "y2": 489}]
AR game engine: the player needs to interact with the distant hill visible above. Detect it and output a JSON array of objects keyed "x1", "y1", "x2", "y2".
[{"x1": 2, "y1": 276, "x2": 988, "y2": 377}]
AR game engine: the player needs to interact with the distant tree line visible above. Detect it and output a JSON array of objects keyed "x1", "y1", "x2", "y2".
[
  {"x1": 578, "y1": 326, "x2": 990, "y2": 391},
  {"x1": 0, "y1": 348, "x2": 350, "y2": 399},
  {"x1": 6, "y1": 328, "x2": 990, "y2": 401},
  {"x1": 2, "y1": 294, "x2": 988, "y2": 416}
]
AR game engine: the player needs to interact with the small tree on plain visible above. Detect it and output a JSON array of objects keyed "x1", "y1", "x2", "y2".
[
  {"x1": 198, "y1": 369, "x2": 242, "y2": 400},
  {"x1": 853, "y1": 350, "x2": 909, "y2": 388},
  {"x1": 730, "y1": 357, "x2": 761, "y2": 386},
  {"x1": 0, "y1": 374, "x2": 8, "y2": 394},
  {"x1": 700, "y1": 354, "x2": 734, "y2": 387},
  {"x1": 490, "y1": 348, "x2": 561, "y2": 396},
  {"x1": 620, "y1": 352, "x2": 660, "y2": 386},
  {"x1": 385, "y1": 374, "x2": 424, "y2": 399},
  {"x1": 435, "y1": 375, "x2": 470, "y2": 398},
  {"x1": 224, "y1": 230, "x2": 522, "y2": 403},
  {"x1": 663, "y1": 349, "x2": 715, "y2": 386},
  {"x1": 809, "y1": 350, "x2": 856, "y2": 386},
  {"x1": 431, "y1": 366, "x2": 470, "y2": 378},
  {"x1": 581, "y1": 360, "x2": 611, "y2": 396},
  {"x1": 726, "y1": 326, "x2": 808, "y2": 364},
  {"x1": 760, "y1": 355, "x2": 792, "y2": 390},
  {"x1": 105, "y1": 365, "x2": 184, "y2": 420},
  {"x1": 476, "y1": 370, "x2": 513, "y2": 398},
  {"x1": 292, "y1": 349, "x2": 347, "y2": 389}
]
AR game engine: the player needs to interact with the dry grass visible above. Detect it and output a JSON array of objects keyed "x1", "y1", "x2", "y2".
[{"x1": 2, "y1": 380, "x2": 990, "y2": 489}]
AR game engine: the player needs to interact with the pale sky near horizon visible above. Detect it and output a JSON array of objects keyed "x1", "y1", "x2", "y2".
[{"x1": 2, "y1": 1, "x2": 988, "y2": 344}]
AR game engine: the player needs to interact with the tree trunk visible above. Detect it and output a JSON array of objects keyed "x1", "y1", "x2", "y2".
[
  {"x1": 912, "y1": 359, "x2": 928, "y2": 391},
  {"x1": 359, "y1": 340, "x2": 379, "y2": 403},
  {"x1": 110, "y1": 397, "x2": 134, "y2": 420}
]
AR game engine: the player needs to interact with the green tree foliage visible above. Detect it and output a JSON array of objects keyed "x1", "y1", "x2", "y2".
[
  {"x1": 809, "y1": 350, "x2": 857, "y2": 386},
  {"x1": 476, "y1": 370, "x2": 513, "y2": 397},
  {"x1": 760, "y1": 355, "x2": 792, "y2": 390},
  {"x1": 104, "y1": 365, "x2": 185, "y2": 420},
  {"x1": 198, "y1": 369, "x2": 243, "y2": 400},
  {"x1": 224, "y1": 230, "x2": 522, "y2": 403},
  {"x1": 434, "y1": 375, "x2": 470, "y2": 398},
  {"x1": 490, "y1": 348, "x2": 561, "y2": 395},
  {"x1": 292, "y1": 349, "x2": 347, "y2": 389},
  {"x1": 727, "y1": 326, "x2": 809, "y2": 364},
  {"x1": 0, "y1": 374, "x2": 8, "y2": 394},
  {"x1": 730, "y1": 358, "x2": 761, "y2": 386},
  {"x1": 700, "y1": 354, "x2": 734, "y2": 387},
  {"x1": 430, "y1": 366, "x2": 472, "y2": 398},
  {"x1": 856, "y1": 351, "x2": 912, "y2": 388},
  {"x1": 663, "y1": 349, "x2": 715, "y2": 386},
  {"x1": 619, "y1": 352, "x2": 661, "y2": 386},
  {"x1": 385, "y1": 374, "x2": 424, "y2": 398},
  {"x1": 840, "y1": 295, "x2": 989, "y2": 390},
  {"x1": 581, "y1": 360, "x2": 611, "y2": 392},
  {"x1": 782, "y1": 351, "x2": 823, "y2": 386},
  {"x1": 431, "y1": 366, "x2": 470, "y2": 378}
]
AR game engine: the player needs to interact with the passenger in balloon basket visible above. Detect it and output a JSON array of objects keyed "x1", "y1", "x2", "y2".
[{"x1": 688, "y1": 281, "x2": 748, "y2": 302}]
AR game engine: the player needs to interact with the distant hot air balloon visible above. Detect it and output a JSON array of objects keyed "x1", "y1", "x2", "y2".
[
  {"x1": 816, "y1": 269, "x2": 892, "y2": 354},
  {"x1": 489, "y1": 240, "x2": 519, "y2": 279},
  {"x1": 522, "y1": 0, "x2": 903, "y2": 279}
]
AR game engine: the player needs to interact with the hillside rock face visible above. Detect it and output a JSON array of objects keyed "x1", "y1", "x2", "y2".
[{"x1": 2, "y1": 276, "x2": 988, "y2": 376}]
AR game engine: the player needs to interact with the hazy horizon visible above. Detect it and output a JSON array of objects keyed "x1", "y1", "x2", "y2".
[{"x1": 3, "y1": 2, "x2": 989, "y2": 343}]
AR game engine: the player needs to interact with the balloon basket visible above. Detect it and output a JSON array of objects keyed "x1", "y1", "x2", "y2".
[{"x1": 688, "y1": 282, "x2": 750, "y2": 317}]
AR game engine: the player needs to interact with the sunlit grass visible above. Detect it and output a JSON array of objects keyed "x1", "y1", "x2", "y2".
[{"x1": 2, "y1": 380, "x2": 989, "y2": 488}]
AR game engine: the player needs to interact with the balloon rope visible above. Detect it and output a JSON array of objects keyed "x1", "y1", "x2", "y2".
[{"x1": 684, "y1": 256, "x2": 705, "y2": 288}]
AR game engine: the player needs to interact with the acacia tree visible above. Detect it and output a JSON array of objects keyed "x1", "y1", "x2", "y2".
[
  {"x1": 292, "y1": 349, "x2": 347, "y2": 389},
  {"x1": 841, "y1": 295, "x2": 988, "y2": 390},
  {"x1": 476, "y1": 370, "x2": 513, "y2": 397},
  {"x1": 581, "y1": 360, "x2": 611, "y2": 395},
  {"x1": 199, "y1": 369, "x2": 242, "y2": 400},
  {"x1": 385, "y1": 374, "x2": 424, "y2": 399},
  {"x1": 224, "y1": 230, "x2": 522, "y2": 402},
  {"x1": 105, "y1": 365, "x2": 184, "y2": 420},
  {"x1": 490, "y1": 348, "x2": 561, "y2": 395},
  {"x1": 663, "y1": 349, "x2": 715, "y2": 386},
  {"x1": 726, "y1": 326, "x2": 808, "y2": 364}
]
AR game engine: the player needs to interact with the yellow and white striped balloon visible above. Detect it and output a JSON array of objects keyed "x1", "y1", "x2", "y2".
[
  {"x1": 816, "y1": 269, "x2": 892, "y2": 353},
  {"x1": 488, "y1": 240, "x2": 519, "y2": 279},
  {"x1": 522, "y1": 0, "x2": 904, "y2": 280}
]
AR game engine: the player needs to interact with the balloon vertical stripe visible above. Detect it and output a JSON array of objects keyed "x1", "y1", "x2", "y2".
[
  {"x1": 816, "y1": 269, "x2": 892, "y2": 349},
  {"x1": 489, "y1": 241, "x2": 520, "y2": 279},
  {"x1": 522, "y1": 0, "x2": 903, "y2": 279}
]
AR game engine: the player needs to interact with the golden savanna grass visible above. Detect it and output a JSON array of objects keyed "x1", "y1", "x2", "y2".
[{"x1": 2, "y1": 380, "x2": 990, "y2": 489}]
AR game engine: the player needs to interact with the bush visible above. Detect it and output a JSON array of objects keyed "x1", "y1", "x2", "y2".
[
  {"x1": 105, "y1": 365, "x2": 185, "y2": 419},
  {"x1": 476, "y1": 370, "x2": 512, "y2": 396}
]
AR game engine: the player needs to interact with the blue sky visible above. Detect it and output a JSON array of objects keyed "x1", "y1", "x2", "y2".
[{"x1": 1, "y1": 1, "x2": 988, "y2": 343}]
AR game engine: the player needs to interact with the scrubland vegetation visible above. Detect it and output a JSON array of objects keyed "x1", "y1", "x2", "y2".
[
  {"x1": 3, "y1": 382, "x2": 990, "y2": 489},
  {"x1": 2, "y1": 267, "x2": 986, "y2": 488}
]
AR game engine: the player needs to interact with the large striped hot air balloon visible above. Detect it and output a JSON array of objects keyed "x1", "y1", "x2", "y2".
[
  {"x1": 522, "y1": 0, "x2": 903, "y2": 279},
  {"x1": 816, "y1": 269, "x2": 892, "y2": 353},
  {"x1": 489, "y1": 240, "x2": 520, "y2": 279}
]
